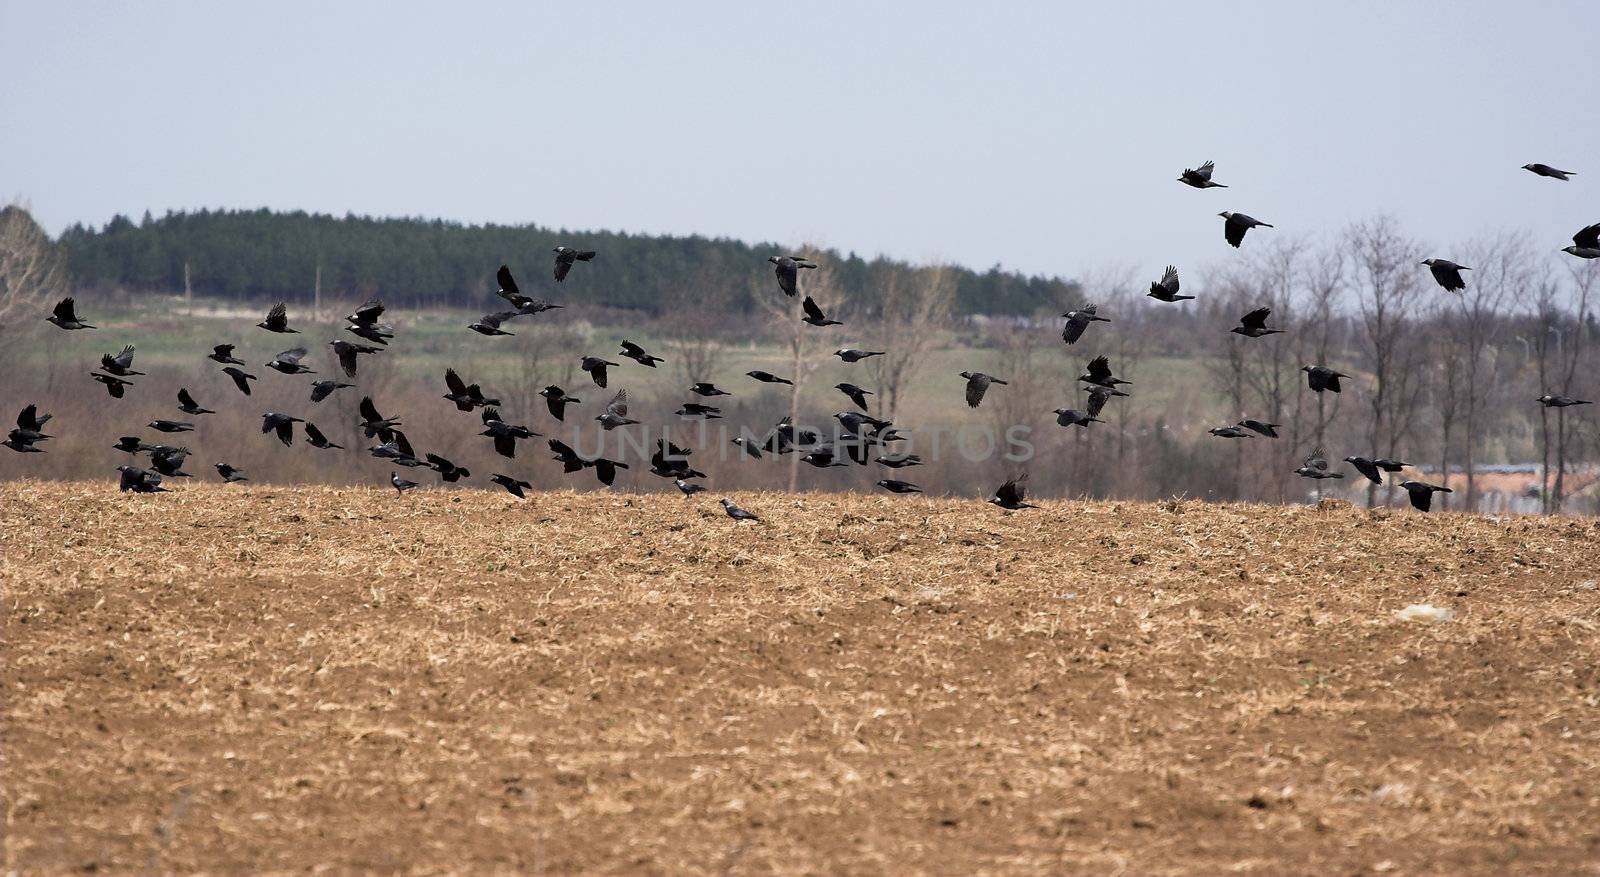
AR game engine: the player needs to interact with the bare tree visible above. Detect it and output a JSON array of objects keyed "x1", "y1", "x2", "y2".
[
  {"x1": 756, "y1": 247, "x2": 833, "y2": 491},
  {"x1": 862, "y1": 262, "x2": 955, "y2": 420},
  {"x1": 0, "y1": 203, "x2": 68, "y2": 333},
  {"x1": 1553, "y1": 260, "x2": 1597, "y2": 511},
  {"x1": 1348, "y1": 217, "x2": 1426, "y2": 508}
]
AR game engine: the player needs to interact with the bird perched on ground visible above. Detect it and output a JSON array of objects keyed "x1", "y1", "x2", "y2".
[
  {"x1": 674, "y1": 478, "x2": 706, "y2": 497},
  {"x1": 468, "y1": 311, "x2": 517, "y2": 336},
  {"x1": 1537, "y1": 394, "x2": 1591, "y2": 408},
  {"x1": 425, "y1": 453, "x2": 471, "y2": 483},
  {"x1": 1061, "y1": 304, "x2": 1110, "y2": 345},
  {"x1": 539, "y1": 385, "x2": 580, "y2": 421},
  {"x1": 834, "y1": 348, "x2": 885, "y2": 363},
  {"x1": 689, "y1": 382, "x2": 731, "y2": 397},
  {"x1": 1238, "y1": 419, "x2": 1281, "y2": 438},
  {"x1": 801, "y1": 296, "x2": 843, "y2": 327},
  {"x1": 580, "y1": 355, "x2": 619, "y2": 388},
  {"x1": 1179, "y1": 160, "x2": 1227, "y2": 189},
  {"x1": 149, "y1": 419, "x2": 194, "y2": 434},
  {"x1": 91, "y1": 372, "x2": 133, "y2": 398},
  {"x1": 490, "y1": 473, "x2": 532, "y2": 498},
  {"x1": 311, "y1": 380, "x2": 354, "y2": 403},
  {"x1": 176, "y1": 388, "x2": 214, "y2": 416},
  {"x1": 595, "y1": 390, "x2": 639, "y2": 430},
  {"x1": 747, "y1": 370, "x2": 792, "y2": 385},
  {"x1": 1344, "y1": 455, "x2": 1408, "y2": 484},
  {"x1": 877, "y1": 452, "x2": 923, "y2": 469},
  {"x1": 1208, "y1": 425, "x2": 1252, "y2": 438},
  {"x1": 960, "y1": 371, "x2": 1007, "y2": 408},
  {"x1": 117, "y1": 465, "x2": 166, "y2": 493},
  {"x1": 345, "y1": 299, "x2": 395, "y2": 345},
  {"x1": 1302, "y1": 365, "x2": 1348, "y2": 393},
  {"x1": 1294, "y1": 447, "x2": 1344, "y2": 480},
  {"x1": 552, "y1": 246, "x2": 596, "y2": 282},
  {"x1": 835, "y1": 382, "x2": 873, "y2": 411},
  {"x1": 676, "y1": 402, "x2": 722, "y2": 419},
  {"x1": 257, "y1": 302, "x2": 296, "y2": 333},
  {"x1": 46, "y1": 297, "x2": 94, "y2": 330},
  {"x1": 358, "y1": 397, "x2": 402, "y2": 437},
  {"x1": 1219, "y1": 212, "x2": 1273, "y2": 248},
  {"x1": 1079, "y1": 355, "x2": 1130, "y2": 389},
  {"x1": 1400, "y1": 480, "x2": 1452, "y2": 512},
  {"x1": 390, "y1": 471, "x2": 419, "y2": 495},
  {"x1": 768, "y1": 255, "x2": 817, "y2": 297},
  {"x1": 1053, "y1": 407, "x2": 1102, "y2": 428},
  {"x1": 221, "y1": 366, "x2": 257, "y2": 396},
  {"x1": 1421, "y1": 259, "x2": 1470, "y2": 292},
  {"x1": 215, "y1": 463, "x2": 248, "y2": 483},
  {"x1": 1564, "y1": 222, "x2": 1600, "y2": 259},
  {"x1": 148, "y1": 447, "x2": 191, "y2": 479},
  {"x1": 442, "y1": 369, "x2": 499, "y2": 411},
  {"x1": 1232, "y1": 307, "x2": 1284, "y2": 338},
  {"x1": 1523, "y1": 163, "x2": 1575, "y2": 181},
  {"x1": 493, "y1": 266, "x2": 562, "y2": 316},
  {"x1": 303, "y1": 422, "x2": 343, "y2": 450},
  {"x1": 988, "y1": 476, "x2": 1038, "y2": 510},
  {"x1": 329, "y1": 339, "x2": 382, "y2": 377},
  {"x1": 876, "y1": 479, "x2": 923, "y2": 494},
  {"x1": 261, "y1": 412, "x2": 304, "y2": 447},
  {"x1": 208, "y1": 344, "x2": 244, "y2": 365},
  {"x1": 266, "y1": 347, "x2": 315, "y2": 375},
  {"x1": 99, "y1": 345, "x2": 145, "y2": 376},
  {"x1": 481, "y1": 407, "x2": 538, "y2": 457},
  {"x1": 1147, "y1": 266, "x2": 1193, "y2": 302},
  {"x1": 720, "y1": 498, "x2": 761, "y2": 521},
  {"x1": 619, "y1": 341, "x2": 664, "y2": 367}
]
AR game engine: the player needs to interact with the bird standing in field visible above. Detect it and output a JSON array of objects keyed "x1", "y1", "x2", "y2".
[
  {"x1": 1231, "y1": 308, "x2": 1284, "y2": 338},
  {"x1": 552, "y1": 246, "x2": 596, "y2": 282},
  {"x1": 1400, "y1": 480, "x2": 1452, "y2": 512},
  {"x1": 540, "y1": 385, "x2": 580, "y2": 421},
  {"x1": 261, "y1": 412, "x2": 304, "y2": 447},
  {"x1": 1294, "y1": 447, "x2": 1344, "y2": 480},
  {"x1": 960, "y1": 371, "x2": 1008, "y2": 408},
  {"x1": 1302, "y1": 365, "x2": 1348, "y2": 393},
  {"x1": 214, "y1": 463, "x2": 248, "y2": 483},
  {"x1": 1522, "y1": 163, "x2": 1574, "y2": 181},
  {"x1": 1537, "y1": 394, "x2": 1591, "y2": 408},
  {"x1": 1563, "y1": 223, "x2": 1600, "y2": 259},
  {"x1": 1147, "y1": 266, "x2": 1193, "y2": 302},
  {"x1": 310, "y1": 380, "x2": 354, "y2": 403},
  {"x1": 303, "y1": 422, "x2": 343, "y2": 450},
  {"x1": 747, "y1": 370, "x2": 792, "y2": 385},
  {"x1": 619, "y1": 341, "x2": 664, "y2": 367},
  {"x1": 834, "y1": 348, "x2": 885, "y2": 363},
  {"x1": 46, "y1": 297, "x2": 94, "y2": 330},
  {"x1": 257, "y1": 302, "x2": 297, "y2": 333},
  {"x1": 801, "y1": 296, "x2": 843, "y2": 327},
  {"x1": 266, "y1": 347, "x2": 315, "y2": 375},
  {"x1": 987, "y1": 476, "x2": 1038, "y2": 510},
  {"x1": 1219, "y1": 212, "x2": 1273, "y2": 248},
  {"x1": 674, "y1": 478, "x2": 706, "y2": 497},
  {"x1": 595, "y1": 390, "x2": 639, "y2": 430},
  {"x1": 221, "y1": 366, "x2": 258, "y2": 396},
  {"x1": 720, "y1": 498, "x2": 761, "y2": 521},
  {"x1": 768, "y1": 255, "x2": 817, "y2": 297},
  {"x1": 1421, "y1": 259, "x2": 1470, "y2": 292},
  {"x1": 117, "y1": 465, "x2": 166, "y2": 493},
  {"x1": 835, "y1": 382, "x2": 873, "y2": 411},
  {"x1": 208, "y1": 344, "x2": 244, "y2": 365},
  {"x1": 1061, "y1": 304, "x2": 1110, "y2": 345},
  {"x1": 1179, "y1": 160, "x2": 1227, "y2": 189},
  {"x1": 390, "y1": 471, "x2": 419, "y2": 495},
  {"x1": 91, "y1": 372, "x2": 134, "y2": 398},
  {"x1": 468, "y1": 311, "x2": 518, "y2": 336},
  {"x1": 177, "y1": 388, "x2": 215, "y2": 416},
  {"x1": 99, "y1": 345, "x2": 145, "y2": 376},
  {"x1": 329, "y1": 339, "x2": 382, "y2": 377},
  {"x1": 1344, "y1": 455, "x2": 1408, "y2": 485},
  {"x1": 580, "y1": 356, "x2": 619, "y2": 388}
]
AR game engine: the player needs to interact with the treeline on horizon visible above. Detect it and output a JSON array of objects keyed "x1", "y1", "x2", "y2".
[{"x1": 56, "y1": 208, "x2": 1077, "y2": 316}]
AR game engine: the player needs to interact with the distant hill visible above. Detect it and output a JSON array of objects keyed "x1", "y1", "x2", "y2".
[{"x1": 58, "y1": 208, "x2": 1078, "y2": 316}]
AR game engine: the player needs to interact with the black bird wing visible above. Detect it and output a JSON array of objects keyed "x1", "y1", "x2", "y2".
[
  {"x1": 276, "y1": 347, "x2": 308, "y2": 366},
  {"x1": 593, "y1": 459, "x2": 623, "y2": 486},
  {"x1": 360, "y1": 397, "x2": 383, "y2": 424},
  {"x1": 1085, "y1": 387, "x2": 1110, "y2": 418},
  {"x1": 965, "y1": 375, "x2": 987, "y2": 408},
  {"x1": 1062, "y1": 315, "x2": 1088, "y2": 344},
  {"x1": 1574, "y1": 223, "x2": 1600, "y2": 250},
  {"x1": 1085, "y1": 355, "x2": 1112, "y2": 383},
  {"x1": 1223, "y1": 217, "x2": 1247, "y2": 248},
  {"x1": 273, "y1": 418, "x2": 295, "y2": 446},
  {"x1": 224, "y1": 368, "x2": 254, "y2": 395},
  {"x1": 1307, "y1": 446, "x2": 1330, "y2": 472},
  {"x1": 1191, "y1": 160, "x2": 1215, "y2": 181},
  {"x1": 334, "y1": 343, "x2": 359, "y2": 377},
  {"x1": 619, "y1": 340, "x2": 647, "y2": 358},
  {"x1": 482, "y1": 311, "x2": 516, "y2": 329},
  {"x1": 390, "y1": 429, "x2": 416, "y2": 459},
  {"x1": 1350, "y1": 457, "x2": 1382, "y2": 484},
  {"x1": 1158, "y1": 266, "x2": 1179, "y2": 295},
  {"x1": 1240, "y1": 307, "x2": 1271, "y2": 331},
  {"x1": 212, "y1": 343, "x2": 235, "y2": 359},
  {"x1": 775, "y1": 262, "x2": 798, "y2": 296},
  {"x1": 304, "y1": 422, "x2": 330, "y2": 445},
  {"x1": 110, "y1": 345, "x2": 136, "y2": 371},
  {"x1": 264, "y1": 302, "x2": 288, "y2": 330},
  {"x1": 349, "y1": 299, "x2": 385, "y2": 325},
  {"x1": 1407, "y1": 486, "x2": 1432, "y2": 512},
  {"x1": 606, "y1": 390, "x2": 629, "y2": 418},
  {"x1": 17, "y1": 404, "x2": 41, "y2": 431},
  {"x1": 178, "y1": 388, "x2": 198, "y2": 409},
  {"x1": 590, "y1": 363, "x2": 609, "y2": 388},
  {"x1": 553, "y1": 253, "x2": 574, "y2": 282},
  {"x1": 496, "y1": 265, "x2": 521, "y2": 299},
  {"x1": 54, "y1": 297, "x2": 80, "y2": 322},
  {"x1": 444, "y1": 368, "x2": 468, "y2": 397},
  {"x1": 996, "y1": 477, "x2": 1027, "y2": 505},
  {"x1": 802, "y1": 296, "x2": 827, "y2": 322},
  {"x1": 493, "y1": 433, "x2": 516, "y2": 458},
  {"x1": 545, "y1": 392, "x2": 569, "y2": 421}
]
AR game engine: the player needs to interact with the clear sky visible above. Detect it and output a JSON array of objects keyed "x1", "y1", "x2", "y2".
[{"x1": 2, "y1": 1, "x2": 1595, "y2": 281}]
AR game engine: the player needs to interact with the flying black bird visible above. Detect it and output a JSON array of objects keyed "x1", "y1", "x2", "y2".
[
  {"x1": 580, "y1": 356, "x2": 619, "y2": 388},
  {"x1": 649, "y1": 438, "x2": 704, "y2": 479},
  {"x1": 425, "y1": 453, "x2": 472, "y2": 483},
  {"x1": 835, "y1": 382, "x2": 873, "y2": 411},
  {"x1": 257, "y1": 302, "x2": 296, "y2": 333},
  {"x1": 834, "y1": 348, "x2": 885, "y2": 363},
  {"x1": 148, "y1": 446, "x2": 191, "y2": 478},
  {"x1": 1522, "y1": 163, "x2": 1574, "y2": 181},
  {"x1": 762, "y1": 416, "x2": 819, "y2": 455},
  {"x1": 117, "y1": 465, "x2": 166, "y2": 493},
  {"x1": 493, "y1": 265, "x2": 563, "y2": 315},
  {"x1": 481, "y1": 407, "x2": 538, "y2": 458},
  {"x1": 490, "y1": 473, "x2": 532, "y2": 498},
  {"x1": 1238, "y1": 419, "x2": 1281, "y2": 438},
  {"x1": 16, "y1": 404, "x2": 51, "y2": 435},
  {"x1": 877, "y1": 452, "x2": 923, "y2": 469},
  {"x1": 1344, "y1": 455, "x2": 1408, "y2": 485},
  {"x1": 91, "y1": 372, "x2": 133, "y2": 398},
  {"x1": 690, "y1": 382, "x2": 731, "y2": 397},
  {"x1": 1302, "y1": 365, "x2": 1348, "y2": 393},
  {"x1": 540, "y1": 385, "x2": 580, "y2": 421},
  {"x1": 1400, "y1": 480, "x2": 1452, "y2": 512},
  {"x1": 1232, "y1": 308, "x2": 1284, "y2": 338},
  {"x1": 548, "y1": 439, "x2": 588, "y2": 473},
  {"x1": 729, "y1": 434, "x2": 767, "y2": 460},
  {"x1": 311, "y1": 380, "x2": 354, "y2": 403},
  {"x1": 1079, "y1": 355, "x2": 1130, "y2": 389},
  {"x1": 112, "y1": 436, "x2": 149, "y2": 455},
  {"x1": 800, "y1": 447, "x2": 847, "y2": 468},
  {"x1": 345, "y1": 299, "x2": 395, "y2": 345},
  {"x1": 1421, "y1": 259, "x2": 1470, "y2": 292},
  {"x1": 618, "y1": 340, "x2": 663, "y2": 368},
  {"x1": 801, "y1": 296, "x2": 842, "y2": 327},
  {"x1": 148, "y1": 419, "x2": 194, "y2": 434},
  {"x1": 835, "y1": 411, "x2": 890, "y2": 436},
  {"x1": 208, "y1": 344, "x2": 244, "y2": 365},
  {"x1": 1537, "y1": 394, "x2": 1592, "y2": 408},
  {"x1": 596, "y1": 390, "x2": 639, "y2": 430},
  {"x1": 746, "y1": 370, "x2": 792, "y2": 385},
  {"x1": 214, "y1": 463, "x2": 248, "y2": 483},
  {"x1": 1147, "y1": 266, "x2": 1193, "y2": 302},
  {"x1": 220, "y1": 366, "x2": 257, "y2": 396},
  {"x1": 1208, "y1": 425, "x2": 1252, "y2": 439},
  {"x1": 1061, "y1": 304, "x2": 1110, "y2": 345},
  {"x1": 677, "y1": 402, "x2": 723, "y2": 419},
  {"x1": 468, "y1": 311, "x2": 518, "y2": 336},
  {"x1": 176, "y1": 388, "x2": 214, "y2": 415},
  {"x1": 442, "y1": 369, "x2": 499, "y2": 411},
  {"x1": 674, "y1": 478, "x2": 706, "y2": 497},
  {"x1": 1179, "y1": 160, "x2": 1227, "y2": 189},
  {"x1": 988, "y1": 476, "x2": 1038, "y2": 510},
  {"x1": 390, "y1": 471, "x2": 419, "y2": 495},
  {"x1": 303, "y1": 422, "x2": 343, "y2": 450},
  {"x1": 99, "y1": 345, "x2": 145, "y2": 376},
  {"x1": 590, "y1": 457, "x2": 628, "y2": 487},
  {"x1": 720, "y1": 498, "x2": 761, "y2": 521},
  {"x1": 370, "y1": 430, "x2": 423, "y2": 467},
  {"x1": 1564, "y1": 222, "x2": 1600, "y2": 259},
  {"x1": 1084, "y1": 386, "x2": 1119, "y2": 417},
  {"x1": 46, "y1": 297, "x2": 94, "y2": 330},
  {"x1": 266, "y1": 347, "x2": 315, "y2": 375},
  {"x1": 1053, "y1": 407, "x2": 1101, "y2": 428},
  {"x1": 552, "y1": 246, "x2": 596, "y2": 282},
  {"x1": 3, "y1": 430, "x2": 44, "y2": 453},
  {"x1": 329, "y1": 339, "x2": 382, "y2": 377},
  {"x1": 1219, "y1": 212, "x2": 1273, "y2": 248},
  {"x1": 358, "y1": 397, "x2": 402, "y2": 438},
  {"x1": 1294, "y1": 447, "x2": 1344, "y2": 480},
  {"x1": 876, "y1": 479, "x2": 923, "y2": 495},
  {"x1": 768, "y1": 255, "x2": 817, "y2": 297},
  {"x1": 960, "y1": 371, "x2": 1008, "y2": 408},
  {"x1": 261, "y1": 412, "x2": 304, "y2": 447}
]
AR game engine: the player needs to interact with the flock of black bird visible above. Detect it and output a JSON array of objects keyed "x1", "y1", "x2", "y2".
[{"x1": 8, "y1": 161, "x2": 1596, "y2": 517}]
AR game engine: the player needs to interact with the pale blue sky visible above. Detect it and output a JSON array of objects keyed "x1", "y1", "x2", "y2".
[{"x1": 2, "y1": 1, "x2": 1595, "y2": 280}]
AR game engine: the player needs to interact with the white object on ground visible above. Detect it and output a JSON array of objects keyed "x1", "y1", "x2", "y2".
[{"x1": 1396, "y1": 603, "x2": 1454, "y2": 624}]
